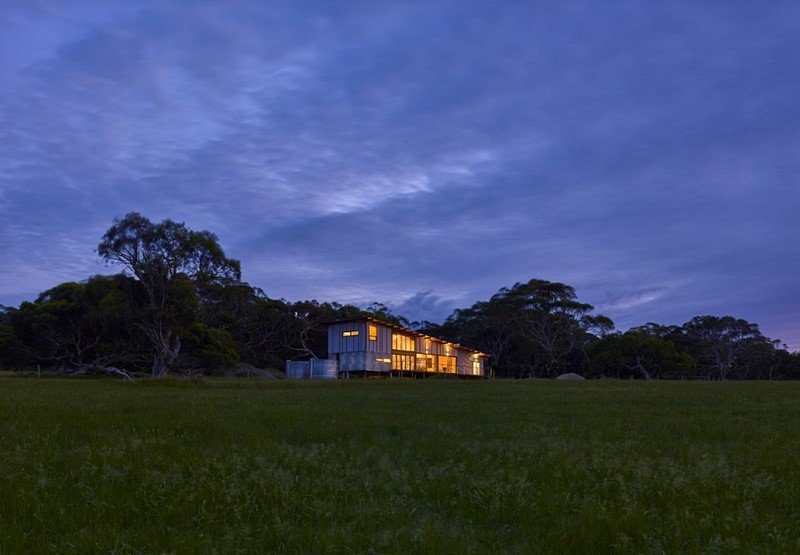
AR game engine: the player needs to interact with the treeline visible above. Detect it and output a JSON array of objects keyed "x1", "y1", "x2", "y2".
[
  {"x1": 0, "y1": 213, "x2": 407, "y2": 377},
  {"x1": 420, "y1": 280, "x2": 799, "y2": 380},
  {"x1": 0, "y1": 273, "x2": 391, "y2": 376},
  {"x1": 0, "y1": 214, "x2": 797, "y2": 380}
]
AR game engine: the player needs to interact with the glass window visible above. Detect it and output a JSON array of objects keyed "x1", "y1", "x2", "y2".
[
  {"x1": 416, "y1": 354, "x2": 435, "y2": 372},
  {"x1": 438, "y1": 355, "x2": 456, "y2": 373},
  {"x1": 392, "y1": 354, "x2": 414, "y2": 371},
  {"x1": 342, "y1": 330, "x2": 359, "y2": 337},
  {"x1": 369, "y1": 324, "x2": 378, "y2": 341},
  {"x1": 392, "y1": 333, "x2": 415, "y2": 352}
]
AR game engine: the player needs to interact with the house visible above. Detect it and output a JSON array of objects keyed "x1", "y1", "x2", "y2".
[
  {"x1": 327, "y1": 316, "x2": 487, "y2": 378},
  {"x1": 286, "y1": 315, "x2": 488, "y2": 378}
]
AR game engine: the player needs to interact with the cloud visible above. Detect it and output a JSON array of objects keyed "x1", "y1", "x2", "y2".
[
  {"x1": 389, "y1": 290, "x2": 457, "y2": 324},
  {"x1": 0, "y1": 1, "x2": 798, "y2": 349},
  {"x1": 595, "y1": 287, "x2": 668, "y2": 313}
]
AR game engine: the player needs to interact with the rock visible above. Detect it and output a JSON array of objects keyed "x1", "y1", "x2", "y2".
[
  {"x1": 225, "y1": 363, "x2": 286, "y2": 379},
  {"x1": 555, "y1": 372, "x2": 585, "y2": 381}
]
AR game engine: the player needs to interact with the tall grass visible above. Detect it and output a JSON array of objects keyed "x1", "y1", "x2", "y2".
[{"x1": 1, "y1": 378, "x2": 798, "y2": 552}]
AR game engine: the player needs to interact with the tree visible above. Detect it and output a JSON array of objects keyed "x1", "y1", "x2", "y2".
[
  {"x1": 505, "y1": 280, "x2": 612, "y2": 377},
  {"x1": 0, "y1": 306, "x2": 17, "y2": 368},
  {"x1": 427, "y1": 279, "x2": 612, "y2": 378},
  {"x1": 681, "y1": 316, "x2": 768, "y2": 380},
  {"x1": 363, "y1": 302, "x2": 409, "y2": 327},
  {"x1": 199, "y1": 283, "x2": 301, "y2": 369},
  {"x1": 738, "y1": 338, "x2": 785, "y2": 380},
  {"x1": 1, "y1": 276, "x2": 145, "y2": 369},
  {"x1": 428, "y1": 301, "x2": 517, "y2": 376},
  {"x1": 98, "y1": 213, "x2": 241, "y2": 377},
  {"x1": 588, "y1": 332, "x2": 694, "y2": 380},
  {"x1": 776, "y1": 349, "x2": 800, "y2": 380},
  {"x1": 180, "y1": 322, "x2": 241, "y2": 373},
  {"x1": 286, "y1": 300, "x2": 363, "y2": 359}
]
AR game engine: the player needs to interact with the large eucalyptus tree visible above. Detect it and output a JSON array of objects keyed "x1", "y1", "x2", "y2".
[{"x1": 98, "y1": 213, "x2": 240, "y2": 377}]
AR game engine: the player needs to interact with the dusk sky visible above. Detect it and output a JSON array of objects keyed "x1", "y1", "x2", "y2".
[{"x1": 1, "y1": 2, "x2": 798, "y2": 348}]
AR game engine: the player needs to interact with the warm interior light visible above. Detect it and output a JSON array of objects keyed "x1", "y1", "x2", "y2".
[
  {"x1": 416, "y1": 353, "x2": 435, "y2": 371},
  {"x1": 342, "y1": 330, "x2": 359, "y2": 337},
  {"x1": 392, "y1": 353, "x2": 414, "y2": 371},
  {"x1": 369, "y1": 324, "x2": 378, "y2": 341},
  {"x1": 438, "y1": 355, "x2": 456, "y2": 373},
  {"x1": 392, "y1": 333, "x2": 415, "y2": 351},
  {"x1": 472, "y1": 357, "x2": 481, "y2": 374}
]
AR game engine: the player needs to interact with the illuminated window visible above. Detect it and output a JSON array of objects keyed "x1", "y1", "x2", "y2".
[
  {"x1": 342, "y1": 330, "x2": 359, "y2": 337},
  {"x1": 424, "y1": 338, "x2": 431, "y2": 353},
  {"x1": 443, "y1": 343, "x2": 452, "y2": 355},
  {"x1": 392, "y1": 333, "x2": 415, "y2": 352},
  {"x1": 472, "y1": 356, "x2": 481, "y2": 375},
  {"x1": 416, "y1": 353, "x2": 435, "y2": 372},
  {"x1": 438, "y1": 355, "x2": 456, "y2": 373},
  {"x1": 369, "y1": 324, "x2": 378, "y2": 341},
  {"x1": 392, "y1": 354, "x2": 414, "y2": 371},
  {"x1": 376, "y1": 357, "x2": 391, "y2": 363}
]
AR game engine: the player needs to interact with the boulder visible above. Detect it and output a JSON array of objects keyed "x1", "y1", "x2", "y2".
[
  {"x1": 225, "y1": 363, "x2": 286, "y2": 379},
  {"x1": 555, "y1": 372, "x2": 585, "y2": 381}
]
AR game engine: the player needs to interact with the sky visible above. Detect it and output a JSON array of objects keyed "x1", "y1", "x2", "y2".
[{"x1": 1, "y1": 1, "x2": 798, "y2": 348}]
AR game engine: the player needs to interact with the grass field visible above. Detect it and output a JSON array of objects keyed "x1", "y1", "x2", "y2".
[{"x1": 1, "y1": 378, "x2": 798, "y2": 553}]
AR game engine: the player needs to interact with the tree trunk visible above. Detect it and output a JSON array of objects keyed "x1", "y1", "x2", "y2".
[
  {"x1": 152, "y1": 354, "x2": 168, "y2": 378},
  {"x1": 151, "y1": 331, "x2": 181, "y2": 377},
  {"x1": 635, "y1": 356, "x2": 652, "y2": 380},
  {"x1": 65, "y1": 364, "x2": 135, "y2": 381}
]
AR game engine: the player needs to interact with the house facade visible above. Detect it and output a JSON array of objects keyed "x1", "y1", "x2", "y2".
[{"x1": 326, "y1": 316, "x2": 487, "y2": 377}]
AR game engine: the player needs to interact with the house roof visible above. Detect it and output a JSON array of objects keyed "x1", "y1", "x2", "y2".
[{"x1": 324, "y1": 314, "x2": 489, "y2": 357}]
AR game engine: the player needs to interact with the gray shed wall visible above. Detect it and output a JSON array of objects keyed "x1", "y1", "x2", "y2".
[
  {"x1": 338, "y1": 351, "x2": 391, "y2": 373},
  {"x1": 286, "y1": 359, "x2": 339, "y2": 379}
]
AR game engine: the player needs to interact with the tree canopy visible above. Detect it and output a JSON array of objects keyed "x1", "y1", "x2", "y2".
[
  {"x1": 98, "y1": 213, "x2": 241, "y2": 376},
  {"x1": 0, "y1": 214, "x2": 797, "y2": 380}
]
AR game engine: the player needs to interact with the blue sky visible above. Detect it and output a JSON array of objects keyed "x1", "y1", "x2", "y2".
[{"x1": 1, "y1": 1, "x2": 798, "y2": 348}]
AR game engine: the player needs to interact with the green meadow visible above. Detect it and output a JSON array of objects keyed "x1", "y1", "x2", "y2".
[{"x1": 0, "y1": 378, "x2": 798, "y2": 553}]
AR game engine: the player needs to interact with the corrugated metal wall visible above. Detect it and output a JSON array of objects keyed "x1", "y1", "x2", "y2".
[
  {"x1": 286, "y1": 359, "x2": 339, "y2": 379},
  {"x1": 327, "y1": 321, "x2": 367, "y2": 354},
  {"x1": 456, "y1": 349, "x2": 484, "y2": 376},
  {"x1": 326, "y1": 319, "x2": 485, "y2": 376},
  {"x1": 416, "y1": 337, "x2": 447, "y2": 355},
  {"x1": 338, "y1": 351, "x2": 391, "y2": 373},
  {"x1": 365, "y1": 322, "x2": 392, "y2": 353}
]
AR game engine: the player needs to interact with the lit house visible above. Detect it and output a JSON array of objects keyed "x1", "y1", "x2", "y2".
[{"x1": 327, "y1": 316, "x2": 487, "y2": 377}]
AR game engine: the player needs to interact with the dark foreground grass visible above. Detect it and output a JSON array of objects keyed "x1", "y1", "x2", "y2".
[{"x1": 0, "y1": 378, "x2": 798, "y2": 553}]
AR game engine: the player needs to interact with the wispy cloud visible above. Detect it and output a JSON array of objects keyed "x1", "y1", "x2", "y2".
[{"x1": 0, "y1": 1, "x2": 798, "y2": 347}]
